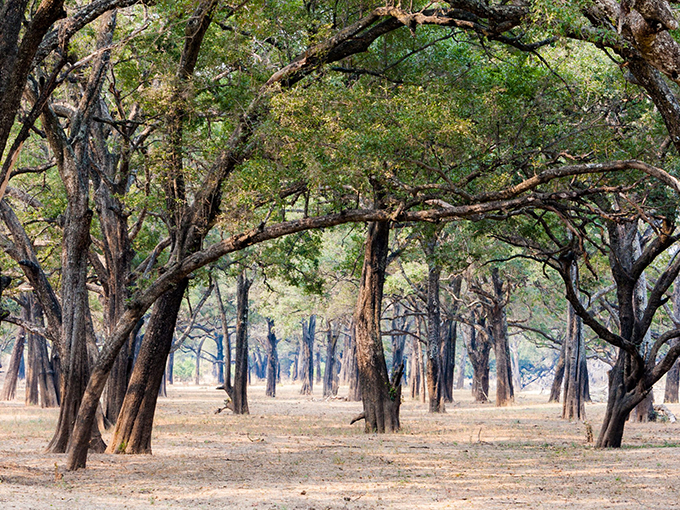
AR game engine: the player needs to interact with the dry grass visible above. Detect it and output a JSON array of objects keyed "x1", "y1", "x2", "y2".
[{"x1": 1, "y1": 383, "x2": 680, "y2": 509}]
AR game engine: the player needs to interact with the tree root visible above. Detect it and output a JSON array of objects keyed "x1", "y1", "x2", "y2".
[{"x1": 350, "y1": 412, "x2": 365, "y2": 425}]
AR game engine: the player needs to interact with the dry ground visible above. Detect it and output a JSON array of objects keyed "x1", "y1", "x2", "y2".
[{"x1": 1, "y1": 383, "x2": 680, "y2": 509}]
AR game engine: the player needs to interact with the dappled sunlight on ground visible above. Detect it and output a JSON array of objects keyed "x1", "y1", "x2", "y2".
[{"x1": 2, "y1": 383, "x2": 680, "y2": 508}]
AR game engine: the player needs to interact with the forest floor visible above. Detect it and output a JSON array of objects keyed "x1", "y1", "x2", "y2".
[{"x1": 1, "y1": 383, "x2": 680, "y2": 509}]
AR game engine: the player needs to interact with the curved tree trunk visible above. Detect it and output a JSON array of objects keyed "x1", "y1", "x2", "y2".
[
  {"x1": 354, "y1": 220, "x2": 402, "y2": 432},
  {"x1": 549, "y1": 340, "x2": 566, "y2": 403}
]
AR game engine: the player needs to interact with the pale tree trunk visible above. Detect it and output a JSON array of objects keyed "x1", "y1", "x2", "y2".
[
  {"x1": 665, "y1": 272, "x2": 680, "y2": 403},
  {"x1": 455, "y1": 345, "x2": 466, "y2": 390},
  {"x1": 265, "y1": 319, "x2": 278, "y2": 397},
  {"x1": 1, "y1": 326, "x2": 25, "y2": 401},
  {"x1": 390, "y1": 309, "x2": 407, "y2": 382},
  {"x1": 299, "y1": 316, "x2": 316, "y2": 395},
  {"x1": 323, "y1": 322, "x2": 339, "y2": 398},
  {"x1": 409, "y1": 332, "x2": 421, "y2": 400},
  {"x1": 563, "y1": 259, "x2": 586, "y2": 420},
  {"x1": 354, "y1": 220, "x2": 402, "y2": 432}
]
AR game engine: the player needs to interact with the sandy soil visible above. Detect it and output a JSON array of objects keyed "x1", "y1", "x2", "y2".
[{"x1": 1, "y1": 383, "x2": 680, "y2": 509}]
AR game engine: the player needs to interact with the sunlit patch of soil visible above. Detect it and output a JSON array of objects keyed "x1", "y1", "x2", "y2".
[{"x1": 1, "y1": 383, "x2": 679, "y2": 509}]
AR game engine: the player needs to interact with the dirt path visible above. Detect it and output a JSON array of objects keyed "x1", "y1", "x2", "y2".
[{"x1": 1, "y1": 384, "x2": 680, "y2": 509}]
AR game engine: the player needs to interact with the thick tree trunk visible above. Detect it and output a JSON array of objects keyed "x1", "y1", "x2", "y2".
[
  {"x1": 265, "y1": 319, "x2": 278, "y2": 397},
  {"x1": 354, "y1": 220, "x2": 402, "y2": 433},
  {"x1": 323, "y1": 323, "x2": 338, "y2": 397},
  {"x1": 597, "y1": 352, "x2": 646, "y2": 447},
  {"x1": 1, "y1": 327, "x2": 25, "y2": 401},
  {"x1": 299, "y1": 316, "x2": 316, "y2": 395},
  {"x1": 562, "y1": 260, "x2": 586, "y2": 420},
  {"x1": 106, "y1": 279, "x2": 188, "y2": 455},
  {"x1": 465, "y1": 323, "x2": 491, "y2": 403},
  {"x1": 441, "y1": 320, "x2": 456, "y2": 403},
  {"x1": 491, "y1": 269, "x2": 514, "y2": 407}
]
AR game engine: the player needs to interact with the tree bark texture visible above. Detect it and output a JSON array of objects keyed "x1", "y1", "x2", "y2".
[
  {"x1": 354, "y1": 220, "x2": 402, "y2": 432},
  {"x1": 490, "y1": 269, "x2": 514, "y2": 407},
  {"x1": 425, "y1": 255, "x2": 444, "y2": 412},
  {"x1": 1, "y1": 326, "x2": 25, "y2": 401},
  {"x1": 562, "y1": 260, "x2": 586, "y2": 420},
  {"x1": 441, "y1": 320, "x2": 456, "y2": 403},
  {"x1": 549, "y1": 340, "x2": 566, "y2": 403},
  {"x1": 465, "y1": 321, "x2": 491, "y2": 403},
  {"x1": 105, "y1": 279, "x2": 188, "y2": 455}
]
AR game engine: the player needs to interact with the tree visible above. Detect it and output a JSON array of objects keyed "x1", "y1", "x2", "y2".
[{"x1": 299, "y1": 316, "x2": 316, "y2": 395}]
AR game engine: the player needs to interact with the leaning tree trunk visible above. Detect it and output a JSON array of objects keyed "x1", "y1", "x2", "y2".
[
  {"x1": 265, "y1": 319, "x2": 278, "y2": 397},
  {"x1": 597, "y1": 350, "x2": 647, "y2": 447},
  {"x1": 106, "y1": 279, "x2": 188, "y2": 455},
  {"x1": 549, "y1": 339, "x2": 566, "y2": 403},
  {"x1": 491, "y1": 268, "x2": 514, "y2": 407},
  {"x1": 354, "y1": 220, "x2": 402, "y2": 433},
  {"x1": 441, "y1": 320, "x2": 456, "y2": 404},
  {"x1": 323, "y1": 323, "x2": 338, "y2": 397},
  {"x1": 299, "y1": 316, "x2": 316, "y2": 395},
  {"x1": 0, "y1": 326, "x2": 25, "y2": 401}
]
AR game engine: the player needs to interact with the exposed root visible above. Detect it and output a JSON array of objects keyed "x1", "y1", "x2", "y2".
[{"x1": 350, "y1": 412, "x2": 366, "y2": 425}]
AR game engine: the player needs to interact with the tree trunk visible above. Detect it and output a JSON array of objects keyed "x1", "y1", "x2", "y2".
[
  {"x1": 265, "y1": 319, "x2": 278, "y2": 397},
  {"x1": 25, "y1": 297, "x2": 39, "y2": 405},
  {"x1": 465, "y1": 322, "x2": 490, "y2": 403},
  {"x1": 106, "y1": 279, "x2": 189, "y2": 455},
  {"x1": 299, "y1": 316, "x2": 315, "y2": 395},
  {"x1": 215, "y1": 333, "x2": 224, "y2": 385},
  {"x1": 224, "y1": 270, "x2": 251, "y2": 414},
  {"x1": 425, "y1": 254, "x2": 444, "y2": 412},
  {"x1": 549, "y1": 340, "x2": 566, "y2": 403},
  {"x1": 354, "y1": 220, "x2": 402, "y2": 433},
  {"x1": 441, "y1": 320, "x2": 456, "y2": 403},
  {"x1": 323, "y1": 323, "x2": 339, "y2": 397},
  {"x1": 1, "y1": 327, "x2": 25, "y2": 401},
  {"x1": 491, "y1": 268, "x2": 514, "y2": 407},
  {"x1": 455, "y1": 345, "x2": 466, "y2": 390},
  {"x1": 665, "y1": 342, "x2": 680, "y2": 403},
  {"x1": 346, "y1": 325, "x2": 361, "y2": 401},
  {"x1": 409, "y1": 332, "x2": 421, "y2": 400},
  {"x1": 597, "y1": 351, "x2": 646, "y2": 447},
  {"x1": 166, "y1": 351, "x2": 174, "y2": 385},
  {"x1": 390, "y1": 311, "x2": 407, "y2": 382},
  {"x1": 194, "y1": 338, "x2": 206, "y2": 385}
]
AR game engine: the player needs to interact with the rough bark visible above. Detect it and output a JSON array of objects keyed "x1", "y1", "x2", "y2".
[
  {"x1": 345, "y1": 324, "x2": 361, "y2": 401},
  {"x1": 490, "y1": 269, "x2": 514, "y2": 407},
  {"x1": 265, "y1": 319, "x2": 278, "y2": 397},
  {"x1": 664, "y1": 345, "x2": 680, "y2": 403},
  {"x1": 230, "y1": 271, "x2": 251, "y2": 414},
  {"x1": 424, "y1": 245, "x2": 444, "y2": 412},
  {"x1": 105, "y1": 279, "x2": 188, "y2": 455},
  {"x1": 409, "y1": 332, "x2": 422, "y2": 400},
  {"x1": 299, "y1": 316, "x2": 316, "y2": 395},
  {"x1": 465, "y1": 321, "x2": 491, "y2": 403},
  {"x1": 354, "y1": 220, "x2": 402, "y2": 432}
]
